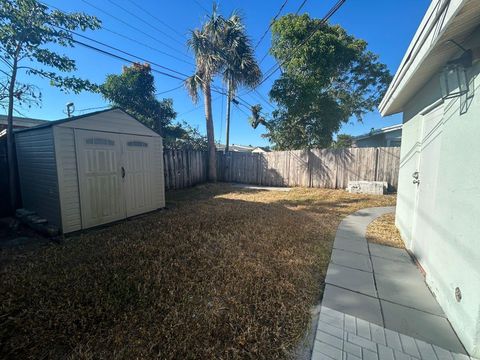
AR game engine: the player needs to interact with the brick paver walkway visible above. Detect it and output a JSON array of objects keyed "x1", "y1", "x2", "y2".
[{"x1": 311, "y1": 207, "x2": 475, "y2": 360}]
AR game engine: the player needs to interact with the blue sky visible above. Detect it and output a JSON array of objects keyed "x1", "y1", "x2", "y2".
[{"x1": 8, "y1": 0, "x2": 430, "y2": 146}]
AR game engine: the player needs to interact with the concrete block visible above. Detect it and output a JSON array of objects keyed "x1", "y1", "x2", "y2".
[
  {"x1": 346, "y1": 181, "x2": 387, "y2": 195},
  {"x1": 378, "y1": 344, "x2": 395, "y2": 360},
  {"x1": 344, "y1": 340, "x2": 362, "y2": 358},
  {"x1": 316, "y1": 330, "x2": 343, "y2": 350},
  {"x1": 399, "y1": 334, "x2": 421, "y2": 358},
  {"x1": 356, "y1": 317, "x2": 371, "y2": 339},
  {"x1": 347, "y1": 332, "x2": 377, "y2": 352},
  {"x1": 314, "y1": 340, "x2": 343, "y2": 360},
  {"x1": 363, "y1": 348, "x2": 379, "y2": 360}
]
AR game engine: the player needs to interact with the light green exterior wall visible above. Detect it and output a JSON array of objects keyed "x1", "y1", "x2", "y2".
[{"x1": 397, "y1": 38, "x2": 480, "y2": 355}]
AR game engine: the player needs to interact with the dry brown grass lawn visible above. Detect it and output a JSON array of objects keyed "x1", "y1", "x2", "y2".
[
  {"x1": 0, "y1": 184, "x2": 395, "y2": 359},
  {"x1": 366, "y1": 212, "x2": 404, "y2": 249}
]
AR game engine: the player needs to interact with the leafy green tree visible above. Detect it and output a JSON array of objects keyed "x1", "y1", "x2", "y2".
[
  {"x1": 0, "y1": 0, "x2": 100, "y2": 209},
  {"x1": 102, "y1": 63, "x2": 174, "y2": 133},
  {"x1": 331, "y1": 134, "x2": 354, "y2": 148},
  {"x1": 220, "y1": 12, "x2": 261, "y2": 151},
  {"x1": 259, "y1": 14, "x2": 391, "y2": 150},
  {"x1": 102, "y1": 63, "x2": 206, "y2": 149}
]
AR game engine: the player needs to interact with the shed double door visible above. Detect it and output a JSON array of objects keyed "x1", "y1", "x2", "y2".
[{"x1": 75, "y1": 129, "x2": 156, "y2": 228}]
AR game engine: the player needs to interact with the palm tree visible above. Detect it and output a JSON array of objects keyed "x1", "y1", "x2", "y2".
[
  {"x1": 220, "y1": 13, "x2": 262, "y2": 151},
  {"x1": 185, "y1": 7, "x2": 225, "y2": 181}
]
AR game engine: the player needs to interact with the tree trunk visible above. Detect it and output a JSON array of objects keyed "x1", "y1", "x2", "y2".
[
  {"x1": 7, "y1": 55, "x2": 18, "y2": 212},
  {"x1": 224, "y1": 78, "x2": 232, "y2": 153},
  {"x1": 202, "y1": 81, "x2": 217, "y2": 181}
]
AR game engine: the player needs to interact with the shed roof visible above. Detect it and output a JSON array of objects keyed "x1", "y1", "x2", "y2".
[
  {"x1": 379, "y1": 0, "x2": 480, "y2": 116},
  {"x1": 14, "y1": 108, "x2": 160, "y2": 137}
]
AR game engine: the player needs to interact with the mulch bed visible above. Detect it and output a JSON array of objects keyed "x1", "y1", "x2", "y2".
[{"x1": 0, "y1": 184, "x2": 395, "y2": 359}]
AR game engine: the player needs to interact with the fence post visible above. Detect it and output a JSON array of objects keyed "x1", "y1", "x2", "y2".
[
  {"x1": 308, "y1": 149, "x2": 312, "y2": 188},
  {"x1": 374, "y1": 147, "x2": 379, "y2": 181}
]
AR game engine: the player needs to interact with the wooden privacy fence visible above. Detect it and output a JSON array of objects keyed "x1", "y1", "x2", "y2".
[
  {"x1": 163, "y1": 149, "x2": 208, "y2": 190},
  {"x1": 216, "y1": 147, "x2": 400, "y2": 190},
  {"x1": 163, "y1": 147, "x2": 400, "y2": 190}
]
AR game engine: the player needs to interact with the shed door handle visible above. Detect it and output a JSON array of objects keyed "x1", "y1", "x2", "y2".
[{"x1": 121, "y1": 166, "x2": 125, "y2": 178}]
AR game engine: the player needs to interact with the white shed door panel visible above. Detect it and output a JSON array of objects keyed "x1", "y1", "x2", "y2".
[
  {"x1": 75, "y1": 130, "x2": 125, "y2": 228},
  {"x1": 123, "y1": 135, "x2": 157, "y2": 217}
]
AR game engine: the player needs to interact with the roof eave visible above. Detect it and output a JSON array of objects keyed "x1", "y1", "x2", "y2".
[{"x1": 380, "y1": 0, "x2": 473, "y2": 117}]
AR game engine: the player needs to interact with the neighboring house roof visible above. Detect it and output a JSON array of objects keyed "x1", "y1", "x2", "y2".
[
  {"x1": 252, "y1": 146, "x2": 271, "y2": 153},
  {"x1": 216, "y1": 144, "x2": 256, "y2": 152},
  {"x1": 379, "y1": 0, "x2": 480, "y2": 116},
  {"x1": 0, "y1": 115, "x2": 48, "y2": 128},
  {"x1": 353, "y1": 124, "x2": 402, "y2": 141}
]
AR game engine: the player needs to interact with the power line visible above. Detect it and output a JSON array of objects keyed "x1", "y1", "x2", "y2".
[
  {"x1": 193, "y1": 0, "x2": 210, "y2": 13},
  {"x1": 258, "y1": 0, "x2": 347, "y2": 87},
  {"x1": 81, "y1": 0, "x2": 191, "y2": 61},
  {"x1": 72, "y1": 39, "x2": 186, "y2": 81},
  {"x1": 104, "y1": 0, "x2": 186, "y2": 47},
  {"x1": 68, "y1": 30, "x2": 190, "y2": 78},
  {"x1": 178, "y1": 95, "x2": 221, "y2": 117},
  {"x1": 254, "y1": 0, "x2": 289, "y2": 50},
  {"x1": 41, "y1": 0, "x2": 194, "y2": 66},
  {"x1": 41, "y1": 0, "x2": 264, "y2": 118},
  {"x1": 100, "y1": 26, "x2": 193, "y2": 66},
  {"x1": 295, "y1": 0, "x2": 309, "y2": 14},
  {"x1": 125, "y1": 0, "x2": 186, "y2": 40},
  {"x1": 156, "y1": 84, "x2": 185, "y2": 96}
]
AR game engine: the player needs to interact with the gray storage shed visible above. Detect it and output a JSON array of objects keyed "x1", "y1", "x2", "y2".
[{"x1": 14, "y1": 108, "x2": 165, "y2": 233}]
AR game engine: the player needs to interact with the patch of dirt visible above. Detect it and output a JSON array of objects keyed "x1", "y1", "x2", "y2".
[
  {"x1": 366, "y1": 212, "x2": 404, "y2": 248},
  {"x1": 0, "y1": 184, "x2": 396, "y2": 359}
]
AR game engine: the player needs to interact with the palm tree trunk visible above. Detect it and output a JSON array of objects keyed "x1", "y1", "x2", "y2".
[
  {"x1": 202, "y1": 81, "x2": 217, "y2": 181},
  {"x1": 224, "y1": 78, "x2": 232, "y2": 153},
  {"x1": 6, "y1": 54, "x2": 18, "y2": 212}
]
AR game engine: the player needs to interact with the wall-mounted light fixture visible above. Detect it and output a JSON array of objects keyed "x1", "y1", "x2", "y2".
[{"x1": 440, "y1": 40, "x2": 472, "y2": 99}]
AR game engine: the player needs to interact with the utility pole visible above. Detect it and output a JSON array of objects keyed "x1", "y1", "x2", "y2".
[
  {"x1": 66, "y1": 102, "x2": 75, "y2": 117},
  {"x1": 224, "y1": 78, "x2": 232, "y2": 153}
]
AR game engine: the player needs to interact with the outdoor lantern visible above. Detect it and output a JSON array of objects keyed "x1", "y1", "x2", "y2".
[
  {"x1": 440, "y1": 63, "x2": 469, "y2": 99},
  {"x1": 440, "y1": 44, "x2": 472, "y2": 99}
]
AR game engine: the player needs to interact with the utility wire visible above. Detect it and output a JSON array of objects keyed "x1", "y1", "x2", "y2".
[
  {"x1": 43, "y1": 0, "x2": 264, "y2": 117},
  {"x1": 68, "y1": 30, "x2": 190, "y2": 78},
  {"x1": 254, "y1": 0, "x2": 289, "y2": 50},
  {"x1": 41, "y1": 0, "x2": 194, "y2": 66},
  {"x1": 100, "y1": 26, "x2": 193, "y2": 66},
  {"x1": 193, "y1": 0, "x2": 210, "y2": 13},
  {"x1": 126, "y1": 0, "x2": 186, "y2": 40},
  {"x1": 72, "y1": 39, "x2": 186, "y2": 81},
  {"x1": 258, "y1": 0, "x2": 346, "y2": 87},
  {"x1": 295, "y1": 0, "x2": 309, "y2": 14},
  {"x1": 81, "y1": 0, "x2": 191, "y2": 61},
  {"x1": 105, "y1": 0, "x2": 186, "y2": 47},
  {"x1": 156, "y1": 84, "x2": 185, "y2": 96}
]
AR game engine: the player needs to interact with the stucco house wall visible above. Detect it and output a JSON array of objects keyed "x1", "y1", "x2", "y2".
[{"x1": 396, "y1": 31, "x2": 480, "y2": 355}]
